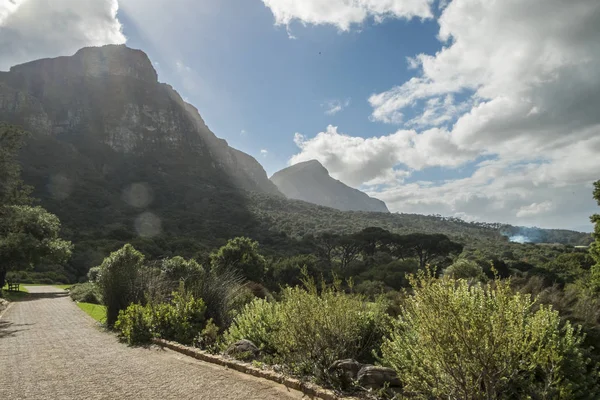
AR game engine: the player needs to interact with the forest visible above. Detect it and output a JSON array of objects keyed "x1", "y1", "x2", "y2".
[{"x1": 2, "y1": 122, "x2": 600, "y2": 399}]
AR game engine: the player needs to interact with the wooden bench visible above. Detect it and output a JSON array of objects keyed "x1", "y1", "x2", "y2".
[{"x1": 6, "y1": 280, "x2": 20, "y2": 292}]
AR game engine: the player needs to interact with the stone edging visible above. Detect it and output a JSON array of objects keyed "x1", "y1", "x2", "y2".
[{"x1": 152, "y1": 338, "x2": 356, "y2": 400}]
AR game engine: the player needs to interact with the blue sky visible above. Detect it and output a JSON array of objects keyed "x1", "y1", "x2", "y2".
[
  {"x1": 1, "y1": 0, "x2": 599, "y2": 231},
  {"x1": 117, "y1": 1, "x2": 442, "y2": 176}
]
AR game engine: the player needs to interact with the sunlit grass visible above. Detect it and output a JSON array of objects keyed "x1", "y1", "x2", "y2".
[
  {"x1": 1, "y1": 283, "x2": 29, "y2": 301},
  {"x1": 54, "y1": 284, "x2": 72, "y2": 290},
  {"x1": 77, "y1": 302, "x2": 107, "y2": 323}
]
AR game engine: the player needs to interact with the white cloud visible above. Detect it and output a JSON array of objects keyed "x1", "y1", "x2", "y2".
[
  {"x1": 516, "y1": 202, "x2": 554, "y2": 218},
  {"x1": 260, "y1": 149, "x2": 268, "y2": 157},
  {"x1": 322, "y1": 98, "x2": 350, "y2": 115},
  {"x1": 0, "y1": 0, "x2": 125, "y2": 70},
  {"x1": 262, "y1": 0, "x2": 434, "y2": 32},
  {"x1": 291, "y1": 125, "x2": 475, "y2": 187},
  {"x1": 241, "y1": 129, "x2": 247, "y2": 136},
  {"x1": 291, "y1": 0, "x2": 600, "y2": 230}
]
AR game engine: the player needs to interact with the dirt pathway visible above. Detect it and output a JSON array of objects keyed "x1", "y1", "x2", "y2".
[{"x1": 0, "y1": 286, "x2": 304, "y2": 400}]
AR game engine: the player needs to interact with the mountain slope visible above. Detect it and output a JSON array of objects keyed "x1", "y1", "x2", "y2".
[
  {"x1": 270, "y1": 160, "x2": 389, "y2": 213},
  {"x1": 0, "y1": 44, "x2": 280, "y2": 196}
]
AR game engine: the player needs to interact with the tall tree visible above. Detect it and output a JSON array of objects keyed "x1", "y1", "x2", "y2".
[
  {"x1": 403, "y1": 233, "x2": 464, "y2": 269},
  {"x1": 0, "y1": 124, "x2": 72, "y2": 288},
  {"x1": 0, "y1": 205, "x2": 72, "y2": 287},
  {"x1": 210, "y1": 237, "x2": 266, "y2": 282}
]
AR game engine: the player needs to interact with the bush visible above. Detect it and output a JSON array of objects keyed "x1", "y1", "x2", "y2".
[
  {"x1": 69, "y1": 282, "x2": 102, "y2": 304},
  {"x1": 188, "y1": 268, "x2": 245, "y2": 328},
  {"x1": 225, "y1": 274, "x2": 390, "y2": 382},
  {"x1": 210, "y1": 237, "x2": 266, "y2": 282},
  {"x1": 97, "y1": 244, "x2": 145, "y2": 327},
  {"x1": 380, "y1": 271, "x2": 599, "y2": 399},
  {"x1": 160, "y1": 256, "x2": 204, "y2": 290},
  {"x1": 115, "y1": 290, "x2": 206, "y2": 346},
  {"x1": 224, "y1": 298, "x2": 280, "y2": 355},
  {"x1": 443, "y1": 259, "x2": 485, "y2": 281},
  {"x1": 150, "y1": 290, "x2": 206, "y2": 345},
  {"x1": 115, "y1": 304, "x2": 152, "y2": 345}
]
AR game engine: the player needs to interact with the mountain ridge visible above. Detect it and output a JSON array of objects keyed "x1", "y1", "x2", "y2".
[
  {"x1": 0, "y1": 44, "x2": 280, "y2": 196},
  {"x1": 270, "y1": 160, "x2": 390, "y2": 213}
]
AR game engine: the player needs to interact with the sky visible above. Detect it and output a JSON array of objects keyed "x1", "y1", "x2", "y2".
[{"x1": 1, "y1": 0, "x2": 599, "y2": 232}]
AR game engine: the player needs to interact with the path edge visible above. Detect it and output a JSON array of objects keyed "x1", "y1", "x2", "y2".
[
  {"x1": 0, "y1": 301, "x2": 14, "y2": 320},
  {"x1": 152, "y1": 338, "x2": 355, "y2": 400}
]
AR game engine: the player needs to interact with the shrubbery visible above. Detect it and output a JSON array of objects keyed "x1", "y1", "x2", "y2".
[
  {"x1": 380, "y1": 271, "x2": 599, "y2": 399},
  {"x1": 69, "y1": 282, "x2": 102, "y2": 304},
  {"x1": 225, "y1": 274, "x2": 390, "y2": 381},
  {"x1": 97, "y1": 244, "x2": 146, "y2": 327},
  {"x1": 115, "y1": 289, "x2": 206, "y2": 345}
]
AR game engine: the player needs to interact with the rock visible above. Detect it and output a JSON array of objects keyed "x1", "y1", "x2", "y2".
[
  {"x1": 357, "y1": 365, "x2": 402, "y2": 390},
  {"x1": 225, "y1": 339, "x2": 259, "y2": 360},
  {"x1": 329, "y1": 359, "x2": 362, "y2": 381}
]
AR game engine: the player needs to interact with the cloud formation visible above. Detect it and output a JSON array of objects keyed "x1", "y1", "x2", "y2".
[
  {"x1": 322, "y1": 99, "x2": 350, "y2": 115},
  {"x1": 291, "y1": 0, "x2": 600, "y2": 230},
  {"x1": 262, "y1": 0, "x2": 434, "y2": 32},
  {"x1": 0, "y1": 0, "x2": 125, "y2": 70}
]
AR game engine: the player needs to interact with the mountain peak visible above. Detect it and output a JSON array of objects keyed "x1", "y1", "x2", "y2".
[
  {"x1": 271, "y1": 161, "x2": 389, "y2": 213},
  {"x1": 9, "y1": 44, "x2": 158, "y2": 83}
]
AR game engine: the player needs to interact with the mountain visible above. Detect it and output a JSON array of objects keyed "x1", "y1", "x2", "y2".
[
  {"x1": 270, "y1": 160, "x2": 389, "y2": 213},
  {"x1": 0, "y1": 45, "x2": 591, "y2": 283},
  {"x1": 0, "y1": 45, "x2": 280, "y2": 196}
]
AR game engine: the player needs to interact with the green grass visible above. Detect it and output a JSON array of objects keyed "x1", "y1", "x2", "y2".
[
  {"x1": 54, "y1": 284, "x2": 72, "y2": 290},
  {"x1": 1, "y1": 284, "x2": 29, "y2": 301},
  {"x1": 77, "y1": 302, "x2": 107, "y2": 323}
]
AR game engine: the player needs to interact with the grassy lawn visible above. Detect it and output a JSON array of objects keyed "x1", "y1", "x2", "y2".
[
  {"x1": 54, "y1": 284, "x2": 72, "y2": 290},
  {"x1": 77, "y1": 302, "x2": 107, "y2": 323},
  {"x1": 1, "y1": 284, "x2": 29, "y2": 301}
]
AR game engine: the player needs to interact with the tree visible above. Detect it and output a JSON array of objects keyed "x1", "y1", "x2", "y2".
[
  {"x1": 403, "y1": 233, "x2": 463, "y2": 268},
  {"x1": 354, "y1": 227, "x2": 393, "y2": 256},
  {"x1": 381, "y1": 272, "x2": 598, "y2": 399},
  {"x1": 338, "y1": 236, "x2": 363, "y2": 270},
  {"x1": 210, "y1": 237, "x2": 266, "y2": 282},
  {"x1": 0, "y1": 205, "x2": 72, "y2": 288},
  {"x1": 160, "y1": 256, "x2": 204, "y2": 289},
  {"x1": 315, "y1": 232, "x2": 340, "y2": 264},
  {"x1": 443, "y1": 259, "x2": 485, "y2": 281},
  {"x1": 97, "y1": 244, "x2": 146, "y2": 327}
]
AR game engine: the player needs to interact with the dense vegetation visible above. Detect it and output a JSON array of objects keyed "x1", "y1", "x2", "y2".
[{"x1": 4, "y1": 121, "x2": 600, "y2": 398}]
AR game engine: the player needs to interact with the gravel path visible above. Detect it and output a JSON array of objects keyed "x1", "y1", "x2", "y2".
[{"x1": 0, "y1": 286, "x2": 304, "y2": 400}]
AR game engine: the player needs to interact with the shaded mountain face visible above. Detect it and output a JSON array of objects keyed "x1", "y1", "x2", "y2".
[
  {"x1": 270, "y1": 160, "x2": 389, "y2": 213},
  {"x1": 0, "y1": 44, "x2": 280, "y2": 196}
]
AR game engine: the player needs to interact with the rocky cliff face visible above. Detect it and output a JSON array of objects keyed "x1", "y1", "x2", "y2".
[
  {"x1": 270, "y1": 160, "x2": 389, "y2": 213},
  {"x1": 0, "y1": 44, "x2": 280, "y2": 195}
]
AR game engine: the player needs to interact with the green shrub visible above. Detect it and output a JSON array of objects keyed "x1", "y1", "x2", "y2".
[
  {"x1": 188, "y1": 268, "x2": 244, "y2": 328},
  {"x1": 160, "y1": 256, "x2": 204, "y2": 290},
  {"x1": 115, "y1": 289, "x2": 206, "y2": 346},
  {"x1": 443, "y1": 259, "x2": 485, "y2": 281},
  {"x1": 225, "y1": 275, "x2": 390, "y2": 381},
  {"x1": 150, "y1": 291, "x2": 206, "y2": 345},
  {"x1": 224, "y1": 298, "x2": 280, "y2": 354},
  {"x1": 380, "y1": 271, "x2": 599, "y2": 399},
  {"x1": 97, "y1": 244, "x2": 145, "y2": 327},
  {"x1": 69, "y1": 282, "x2": 102, "y2": 304},
  {"x1": 197, "y1": 318, "x2": 220, "y2": 352},
  {"x1": 87, "y1": 266, "x2": 101, "y2": 283},
  {"x1": 115, "y1": 304, "x2": 152, "y2": 345},
  {"x1": 274, "y1": 278, "x2": 390, "y2": 379}
]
